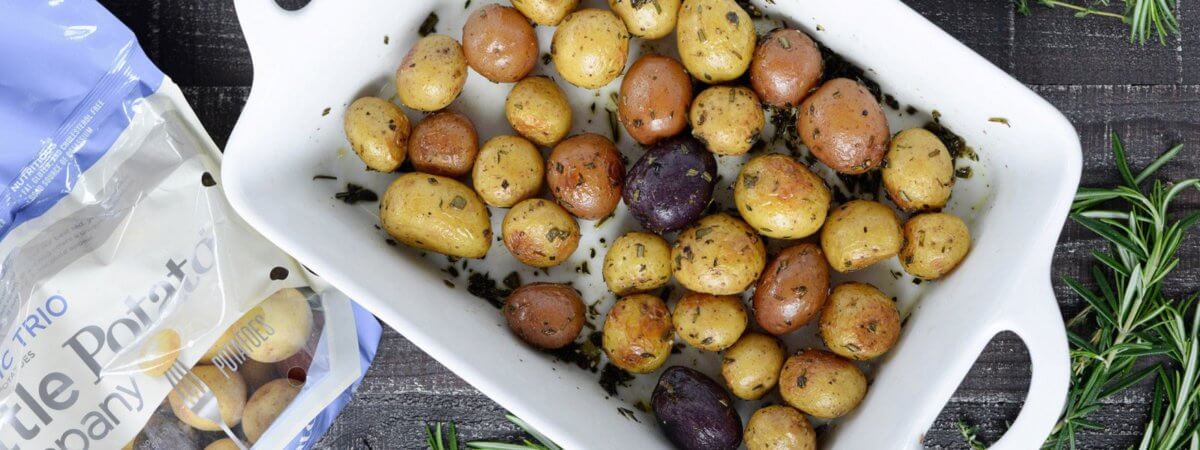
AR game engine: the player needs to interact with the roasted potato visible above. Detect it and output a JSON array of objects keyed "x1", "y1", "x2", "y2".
[
  {"x1": 512, "y1": 0, "x2": 578, "y2": 25},
  {"x1": 242, "y1": 378, "x2": 303, "y2": 443},
  {"x1": 672, "y1": 292, "x2": 747, "y2": 351},
  {"x1": 652, "y1": 366, "x2": 743, "y2": 450},
  {"x1": 409, "y1": 111, "x2": 478, "y2": 177},
  {"x1": 552, "y1": 9, "x2": 630, "y2": 89},
  {"x1": 734, "y1": 154, "x2": 830, "y2": 239},
  {"x1": 502, "y1": 199, "x2": 580, "y2": 267},
  {"x1": 820, "y1": 282, "x2": 901, "y2": 360},
  {"x1": 608, "y1": 0, "x2": 681, "y2": 38},
  {"x1": 603, "y1": 231, "x2": 672, "y2": 295},
  {"x1": 504, "y1": 283, "x2": 586, "y2": 349},
  {"x1": 676, "y1": 0, "x2": 755, "y2": 83},
  {"x1": 462, "y1": 4, "x2": 539, "y2": 82},
  {"x1": 900, "y1": 212, "x2": 971, "y2": 279},
  {"x1": 752, "y1": 243, "x2": 830, "y2": 335},
  {"x1": 396, "y1": 34, "x2": 468, "y2": 111},
  {"x1": 602, "y1": 294, "x2": 674, "y2": 373},
  {"x1": 883, "y1": 128, "x2": 955, "y2": 212},
  {"x1": 381, "y1": 173, "x2": 492, "y2": 258},
  {"x1": 546, "y1": 133, "x2": 624, "y2": 219},
  {"x1": 472, "y1": 135, "x2": 544, "y2": 207},
  {"x1": 820, "y1": 200, "x2": 902, "y2": 272},
  {"x1": 624, "y1": 135, "x2": 717, "y2": 233},
  {"x1": 690, "y1": 86, "x2": 765, "y2": 156},
  {"x1": 744, "y1": 405, "x2": 817, "y2": 450},
  {"x1": 139, "y1": 329, "x2": 180, "y2": 376},
  {"x1": 344, "y1": 97, "x2": 409, "y2": 172},
  {"x1": 506, "y1": 76, "x2": 573, "y2": 147},
  {"x1": 618, "y1": 54, "x2": 692, "y2": 145},
  {"x1": 672, "y1": 213, "x2": 767, "y2": 295},
  {"x1": 797, "y1": 78, "x2": 889, "y2": 174},
  {"x1": 750, "y1": 29, "x2": 823, "y2": 108},
  {"x1": 778, "y1": 349, "x2": 867, "y2": 419},
  {"x1": 721, "y1": 332, "x2": 785, "y2": 400},
  {"x1": 169, "y1": 365, "x2": 247, "y2": 430}
]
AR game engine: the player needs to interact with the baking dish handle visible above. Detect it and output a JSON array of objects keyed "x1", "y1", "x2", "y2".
[
  {"x1": 232, "y1": 0, "x2": 302, "y2": 65},
  {"x1": 991, "y1": 275, "x2": 1071, "y2": 449}
]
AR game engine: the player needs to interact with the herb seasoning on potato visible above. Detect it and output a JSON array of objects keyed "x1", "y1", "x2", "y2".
[
  {"x1": 506, "y1": 76, "x2": 573, "y2": 147},
  {"x1": 618, "y1": 54, "x2": 692, "y2": 145},
  {"x1": 676, "y1": 0, "x2": 755, "y2": 83},
  {"x1": 819, "y1": 282, "x2": 901, "y2": 360},
  {"x1": 652, "y1": 366, "x2": 743, "y2": 450},
  {"x1": 396, "y1": 34, "x2": 468, "y2": 111},
  {"x1": 502, "y1": 199, "x2": 580, "y2": 268},
  {"x1": 602, "y1": 294, "x2": 674, "y2": 373},
  {"x1": 798, "y1": 78, "x2": 890, "y2": 174},
  {"x1": 744, "y1": 405, "x2": 817, "y2": 450},
  {"x1": 408, "y1": 111, "x2": 478, "y2": 177},
  {"x1": 820, "y1": 199, "x2": 903, "y2": 272},
  {"x1": 734, "y1": 154, "x2": 831, "y2": 239},
  {"x1": 608, "y1": 0, "x2": 681, "y2": 39},
  {"x1": 672, "y1": 213, "x2": 767, "y2": 296},
  {"x1": 778, "y1": 349, "x2": 867, "y2": 419},
  {"x1": 672, "y1": 292, "x2": 747, "y2": 351},
  {"x1": 551, "y1": 9, "x2": 630, "y2": 89},
  {"x1": 462, "y1": 4, "x2": 539, "y2": 83},
  {"x1": 547, "y1": 133, "x2": 625, "y2": 219},
  {"x1": 752, "y1": 243, "x2": 830, "y2": 335},
  {"x1": 690, "y1": 85, "x2": 765, "y2": 156},
  {"x1": 344, "y1": 97, "x2": 410, "y2": 172},
  {"x1": 381, "y1": 173, "x2": 493, "y2": 258},
  {"x1": 883, "y1": 128, "x2": 955, "y2": 212},
  {"x1": 900, "y1": 212, "x2": 971, "y2": 279},
  {"x1": 624, "y1": 135, "x2": 717, "y2": 232},
  {"x1": 473, "y1": 135, "x2": 544, "y2": 207},
  {"x1": 721, "y1": 332, "x2": 785, "y2": 400},
  {"x1": 750, "y1": 29, "x2": 823, "y2": 108},
  {"x1": 505, "y1": 283, "x2": 587, "y2": 349},
  {"x1": 511, "y1": 0, "x2": 579, "y2": 25},
  {"x1": 603, "y1": 231, "x2": 672, "y2": 295}
]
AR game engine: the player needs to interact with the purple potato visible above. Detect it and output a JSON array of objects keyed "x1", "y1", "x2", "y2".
[
  {"x1": 623, "y1": 136, "x2": 717, "y2": 233},
  {"x1": 652, "y1": 366, "x2": 743, "y2": 450}
]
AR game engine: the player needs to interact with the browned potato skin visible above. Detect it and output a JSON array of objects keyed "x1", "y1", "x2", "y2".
[
  {"x1": 547, "y1": 133, "x2": 625, "y2": 220},
  {"x1": 672, "y1": 213, "x2": 767, "y2": 295},
  {"x1": 745, "y1": 405, "x2": 817, "y2": 450},
  {"x1": 721, "y1": 332, "x2": 785, "y2": 400},
  {"x1": 672, "y1": 292, "x2": 747, "y2": 351},
  {"x1": 690, "y1": 86, "x2": 765, "y2": 156},
  {"x1": 603, "y1": 231, "x2": 673, "y2": 295},
  {"x1": 344, "y1": 97, "x2": 409, "y2": 172},
  {"x1": 778, "y1": 349, "x2": 867, "y2": 419},
  {"x1": 462, "y1": 5, "x2": 539, "y2": 83},
  {"x1": 797, "y1": 78, "x2": 889, "y2": 174},
  {"x1": 502, "y1": 199, "x2": 580, "y2": 267},
  {"x1": 619, "y1": 55, "x2": 692, "y2": 145},
  {"x1": 900, "y1": 212, "x2": 971, "y2": 279},
  {"x1": 734, "y1": 154, "x2": 830, "y2": 239},
  {"x1": 512, "y1": 0, "x2": 578, "y2": 25},
  {"x1": 602, "y1": 294, "x2": 674, "y2": 373},
  {"x1": 883, "y1": 128, "x2": 955, "y2": 212},
  {"x1": 753, "y1": 243, "x2": 830, "y2": 335},
  {"x1": 750, "y1": 29, "x2": 823, "y2": 109},
  {"x1": 820, "y1": 282, "x2": 901, "y2": 360},
  {"x1": 505, "y1": 283, "x2": 586, "y2": 349},
  {"x1": 381, "y1": 173, "x2": 493, "y2": 258},
  {"x1": 820, "y1": 200, "x2": 903, "y2": 272},
  {"x1": 409, "y1": 111, "x2": 478, "y2": 177}
]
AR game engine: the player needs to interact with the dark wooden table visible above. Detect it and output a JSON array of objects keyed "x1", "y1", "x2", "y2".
[{"x1": 98, "y1": 1, "x2": 1199, "y2": 448}]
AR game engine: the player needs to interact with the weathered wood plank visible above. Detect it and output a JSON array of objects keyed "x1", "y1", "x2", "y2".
[
  {"x1": 901, "y1": 0, "x2": 1015, "y2": 72},
  {"x1": 178, "y1": 86, "x2": 250, "y2": 149},
  {"x1": 155, "y1": 0, "x2": 253, "y2": 86}
]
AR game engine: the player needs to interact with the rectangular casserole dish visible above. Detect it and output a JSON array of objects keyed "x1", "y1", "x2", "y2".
[{"x1": 221, "y1": 1, "x2": 1081, "y2": 448}]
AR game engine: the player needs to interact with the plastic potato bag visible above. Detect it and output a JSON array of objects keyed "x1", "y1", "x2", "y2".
[{"x1": 0, "y1": 2, "x2": 381, "y2": 449}]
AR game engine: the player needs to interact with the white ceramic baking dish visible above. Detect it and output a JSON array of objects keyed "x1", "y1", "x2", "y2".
[{"x1": 222, "y1": 0, "x2": 1081, "y2": 448}]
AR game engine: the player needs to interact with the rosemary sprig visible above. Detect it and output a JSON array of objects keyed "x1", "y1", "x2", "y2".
[
  {"x1": 1014, "y1": 0, "x2": 1180, "y2": 45},
  {"x1": 1045, "y1": 134, "x2": 1200, "y2": 449},
  {"x1": 426, "y1": 414, "x2": 560, "y2": 450}
]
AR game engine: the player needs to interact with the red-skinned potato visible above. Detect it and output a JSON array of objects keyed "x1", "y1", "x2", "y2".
[
  {"x1": 619, "y1": 55, "x2": 692, "y2": 145},
  {"x1": 547, "y1": 133, "x2": 625, "y2": 220},
  {"x1": 753, "y1": 243, "x2": 830, "y2": 335},
  {"x1": 750, "y1": 29, "x2": 823, "y2": 108},
  {"x1": 462, "y1": 5, "x2": 539, "y2": 83},
  {"x1": 797, "y1": 78, "x2": 889, "y2": 174}
]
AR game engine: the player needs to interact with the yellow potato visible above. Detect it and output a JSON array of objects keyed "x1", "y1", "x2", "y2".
[
  {"x1": 242, "y1": 378, "x2": 304, "y2": 443},
  {"x1": 672, "y1": 213, "x2": 766, "y2": 295},
  {"x1": 381, "y1": 173, "x2": 493, "y2": 258},
  {"x1": 472, "y1": 135, "x2": 545, "y2": 208},
  {"x1": 602, "y1": 294, "x2": 673, "y2": 373},
  {"x1": 512, "y1": 0, "x2": 578, "y2": 25},
  {"x1": 502, "y1": 199, "x2": 580, "y2": 267},
  {"x1": 343, "y1": 97, "x2": 409, "y2": 172},
  {"x1": 241, "y1": 288, "x2": 314, "y2": 363},
  {"x1": 205, "y1": 439, "x2": 240, "y2": 450},
  {"x1": 883, "y1": 128, "x2": 954, "y2": 212},
  {"x1": 676, "y1": 0, "x2": 755, "y2": 83},
  {"x1": 900, "y1": 212, "x2": 971, "y2": 279},
  {"x1": 745, "y1": 405, "x2": 817, "y2": 450},
  {"x1": 506, "y1": 76, "x2": 573, "y2": 147},
  {"x1": 396, "y1": 34, "x2": 468, "y2": 111},
  {"x1": 721, "y1": 332, "x2": 784, "y2": 400},
  {"x1": 239, "y1": 360, "x2": 279, "y2": 392},
  {"x1": 735, "y1": 154, "x2": 830, "y2": 239},
  {"x1": 673, "y1": 292, "x2": 746, "y2": 351},
  {"x1": 608, "y1": 0, "x2": 681, "y2": 39},
  {"x1": 820, "y1": 200, "x2": 902, "y2": 272},
  {"x1": 551, "y1": 9, "x2": 630, "y2": 89},
  {"x1": 690, "y1": 86, "x2": 764, "y2": 155},
  {"x1": 819, "y1": 282, "x2": 901, "y2": 360},
  {"x1": 168, "y1": 365, "x2": 247, "y2": 431},
  {"x1": 778, "y1": 349, "x2": 867, "y2": 419},
  {"x1": 139, "y1": 329, "x2": 180, "y2": 377},
  {"x1": 603, "y1": 231, "x2": 672, "y2": 295}
]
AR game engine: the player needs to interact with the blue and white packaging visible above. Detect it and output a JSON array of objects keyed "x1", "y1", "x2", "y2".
[{"x1": 0, "y1": 2, "x2": 381, "y2": 448}]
